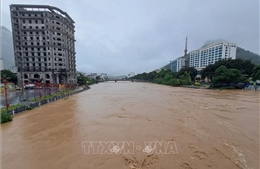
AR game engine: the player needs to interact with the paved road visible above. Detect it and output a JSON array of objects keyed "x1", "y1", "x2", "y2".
[{"x1": 0, "y1": 88, "x2": 59, "y2": 107}]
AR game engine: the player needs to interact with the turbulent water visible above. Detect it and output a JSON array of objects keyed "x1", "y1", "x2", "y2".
[{"x1": 2, "y1": 82, "x2": 259, "y2": 169}]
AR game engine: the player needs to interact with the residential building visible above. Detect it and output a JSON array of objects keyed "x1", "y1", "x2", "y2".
[
  {"x1": 10, "y1": 4, "x2": 77, "y2": 87},
  {"x1": 100, "y1": 73, "x2": 108, "y2": 80},
  {"x1": 189, "y1": 42, "x2": 237, "y2": 70},
  {"x1": 87, "y1": 73, "x2": 97, "y2": 80}
]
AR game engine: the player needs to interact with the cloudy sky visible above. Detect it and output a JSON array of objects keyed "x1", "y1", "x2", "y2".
[{"x1": 1, "y1": 0, "x2": 259, "y2": 75}]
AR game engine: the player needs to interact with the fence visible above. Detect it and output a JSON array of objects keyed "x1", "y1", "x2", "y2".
[{"x1": 6, "y1": 88, "x2": 89, "y2": 115}]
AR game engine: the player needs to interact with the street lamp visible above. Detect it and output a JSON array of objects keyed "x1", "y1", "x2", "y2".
[
  {"x1": 2, "y1": 76, "x2": 10, "y2": 111},
  {"x1": 51, "y1": 69, "x2": 55, "y2": 94}
]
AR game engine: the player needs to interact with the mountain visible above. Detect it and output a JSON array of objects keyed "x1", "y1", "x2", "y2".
[
  {"x1": 161, "y1": 63, "x2": 170, "y2": 69},
  {"x1": 201, "y1": 39, "x2": 230, "y2": 48},
  {"x1": 236, "y1": 47, "x2": 260, "y2": 65},
  {"x1": 0, "y1": 26, "x2": 16, "y2": 71}
]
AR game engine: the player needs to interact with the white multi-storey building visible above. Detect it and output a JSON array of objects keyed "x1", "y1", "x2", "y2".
[
  {"x1": 189, "y1": 42, "x2": 237, "y2": 70},
  {"x1": 170, "y1": 56, "x2": 186, "y2": 72}
]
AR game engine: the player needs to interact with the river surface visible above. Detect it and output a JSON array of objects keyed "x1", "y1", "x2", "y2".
[{"x1": 2, "y1": 82, "x2": 259, "y2": 169}]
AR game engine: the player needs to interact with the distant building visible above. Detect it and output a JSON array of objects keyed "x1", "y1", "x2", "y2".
[
  {"x1": 10, "y1": 4, "x2": 77, "y2": 87},
  {"x1": 170, "y1": 56, "x2": 186, "y2": 72},
  {"x1": 87, "y1": 73, "x2": 97, "y2": 80},
  {"x1": 100, "y1": 73, "x2": 108, "y2": 80},
  {"x1": 166, "y1": 40, "x2": 237, "y2": 73},
  {"x1": 189, "y1": 42, "x2": 237, "y2": 70},
  {"x1": 0, "y1": 26, "x2": 16, "y2": 71}
]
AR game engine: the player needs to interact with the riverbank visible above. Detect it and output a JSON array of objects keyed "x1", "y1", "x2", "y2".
[{"x1": 1, "y1": 85, "x2": 90, "y2": 123}]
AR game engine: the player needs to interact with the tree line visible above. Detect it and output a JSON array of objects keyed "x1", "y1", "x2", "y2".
[
  {"x1": 130, "y1": 59, "x2": 260, "y2": 88},
  {"x1": 200, "y1": 59, "x2": 260, "y2": 86},
  {"x1": 129, "y1": 68, "x2": 197, "y2": 86}
]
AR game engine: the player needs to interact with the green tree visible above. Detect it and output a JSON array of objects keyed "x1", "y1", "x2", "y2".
[
  {"x1": 154, "y1": 77, "x2": 163, "y2": 84},
  {"x1": 162, "y1": 73, "x2": 173, "y2": 85},
  {"x1": 1, "y1": 69, "x2": 17, "y2": 84},
  {"x1": 156, "y1": 69, "x2": 172, "y2": 79},
  {"x1": 201, "y1": 64, "x2": 215, "y2": 81},
  {"x1": 212, "y1": 66, "x2": 247, "y2": 85},
  {"x1": 201, "y1": 59, "x2": 255, "y2": 81},
  {"x1": 167, "y1": 78, "x2": 180, "y2": 86},
  {"x1": 178, "y1": 67, "x2": 198, "y2": 81},
  {"x1": 252, "y1": 65, "x2": 260, "y2": 81},
  {"x1": 77, "y1": 72, "x2": 88, "y2": 85},
  {"x1": 179, "y1": 71, "x2": 191, "y2": 85}
]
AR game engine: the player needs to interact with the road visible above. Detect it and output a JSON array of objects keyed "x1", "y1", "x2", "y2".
[{"x1": 0, "y1": 88, "x2": 59, "y2": 108}]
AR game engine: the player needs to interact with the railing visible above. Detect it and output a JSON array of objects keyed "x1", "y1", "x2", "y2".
[{"x1": 6, "y1": 88, "x2": 89, "y2": 115}]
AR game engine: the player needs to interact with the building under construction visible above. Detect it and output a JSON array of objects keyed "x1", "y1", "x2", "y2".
[{"x1": 10, "y1": 4, "x2": 77, "y2": 87}]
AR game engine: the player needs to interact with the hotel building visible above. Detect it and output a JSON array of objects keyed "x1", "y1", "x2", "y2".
[{"x1": 189, "y1": 42, "x2": 237, "y2": 70}]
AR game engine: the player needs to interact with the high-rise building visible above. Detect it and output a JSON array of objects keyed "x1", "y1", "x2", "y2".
[
  {"x1": 189, "y1": 42, "x2": 236, "y2": 70},
  {"x1": 10, "y1": 4, "x2": 77, "y2": 87},
  {"x1": 170, "y1": 56, "x2": 186, "y2": 72}
]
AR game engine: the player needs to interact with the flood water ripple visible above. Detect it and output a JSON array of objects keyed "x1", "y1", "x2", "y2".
[{"x1": 2, "y1": 82, "x2": 259, "y2": 169}]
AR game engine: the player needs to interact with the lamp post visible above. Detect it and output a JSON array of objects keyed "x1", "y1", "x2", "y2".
[
  {"x1": 51, "y1": 69, "x2": 55, "y2": 94},
  {"x1": 36, "y1": 80, "x2": 42, "y2": 100},
  {"x1": 2, "y1": 76, "x2": 9, "y2": 111}
]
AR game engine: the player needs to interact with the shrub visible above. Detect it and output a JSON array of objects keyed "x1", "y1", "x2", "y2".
[
  {"x1": 1, "y1": 112, "x2": 13, "y2": 123},
  {"x1": 169, "y1": 78, "x2": 180, "y2": 86},
  {"x1": 154, "y1": 78, "x2": 163, "y2": 84},
  {"x1": 27, "y1": 106, "x2": 33, "y2": 110},
  {"x1": 179, "y1": 71, "x2": 192, "y2": 85}
]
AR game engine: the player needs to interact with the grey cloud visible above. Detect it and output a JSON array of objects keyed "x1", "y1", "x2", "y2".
[{"x1": 2, "y1": 0, "x2": 259, "y2": 75}]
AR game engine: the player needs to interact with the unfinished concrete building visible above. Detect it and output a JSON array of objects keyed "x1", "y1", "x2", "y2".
[{"x1": 10, "y1": 4, "x2": 77, "y2": 86}]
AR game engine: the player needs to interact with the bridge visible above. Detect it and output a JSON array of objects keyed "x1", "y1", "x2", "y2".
[{"x1": 101, "y1": 79, "x2": 147, "y2": 83}]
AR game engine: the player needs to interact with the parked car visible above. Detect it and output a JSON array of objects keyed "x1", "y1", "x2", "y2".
[{"x1": 24, "y1": 84, "x2": 35, "y2": 89}]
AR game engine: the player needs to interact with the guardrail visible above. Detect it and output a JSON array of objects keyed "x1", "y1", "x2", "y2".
[{"x1": 6, "y1": 88, "x2": 89, "y2": 115}]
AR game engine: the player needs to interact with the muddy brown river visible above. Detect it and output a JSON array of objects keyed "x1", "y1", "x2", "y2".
[{"x1": 1, "y1": 82, "x2": 259, "y2": 169}]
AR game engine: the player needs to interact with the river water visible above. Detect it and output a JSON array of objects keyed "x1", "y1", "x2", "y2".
[{"x1": 2, "y1": 82, "x2": 259, "y2": 169}]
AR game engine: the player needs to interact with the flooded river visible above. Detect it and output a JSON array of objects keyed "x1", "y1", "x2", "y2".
[{"x1": 2, "y1": 82, "x2": 259, "y2": 169}]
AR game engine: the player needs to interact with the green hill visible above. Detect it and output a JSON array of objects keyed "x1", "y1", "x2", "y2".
[{"x1": 236, "y1": 47, "x2": 260, "y2": 65}]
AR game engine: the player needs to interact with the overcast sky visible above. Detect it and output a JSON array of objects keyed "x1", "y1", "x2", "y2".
[{"x1": 1, "y1": 0, "x2": 259, "y2": 75}]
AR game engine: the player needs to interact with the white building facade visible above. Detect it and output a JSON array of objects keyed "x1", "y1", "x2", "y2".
[
  {"x1": 189, "y1": 42, "x2": 237, "y2": 70},
  {"x1": 170, "y1": 56, "x2": 186, "y2": 72}
]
